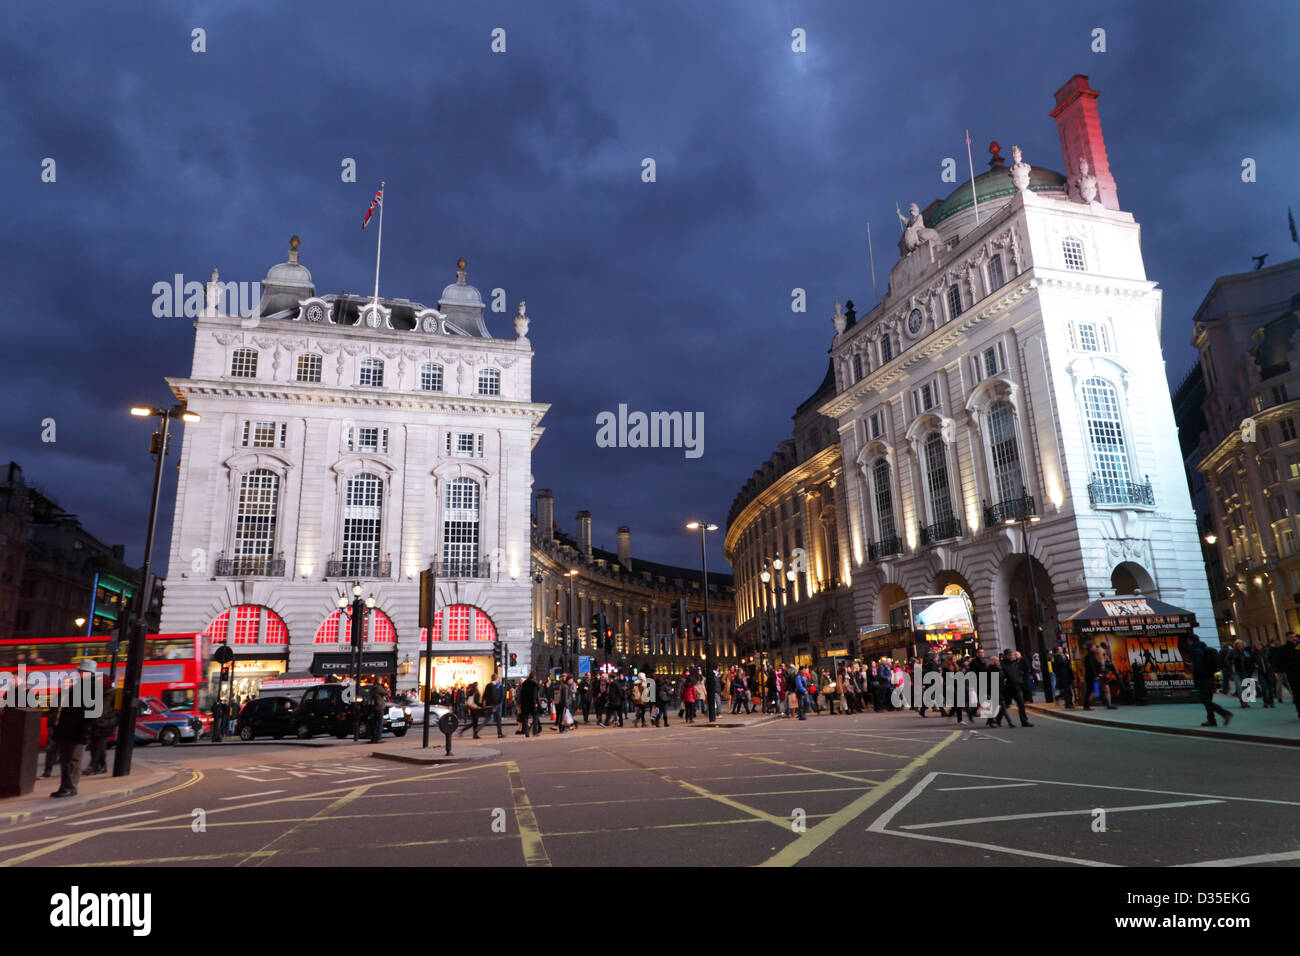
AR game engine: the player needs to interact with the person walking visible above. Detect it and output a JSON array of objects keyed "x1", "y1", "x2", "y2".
[
  {"x1": 632, "y1": 673, "x2": 649, "y2": 727},
  {"x1": 480, "y1": 672, "x2": 506, "y2": 737},
  {"x1": 604, "y1": 674, "x2": 625, "y2": 727},
  {"x1": 681, "y1": 674, "x2": 698, "y2": 723},
  {"x1": 84, "y1": 678, "x2": 116, "y2": 776},
  {"x1": 1188, "y1": 634, "x2": 1233, "y2": 727},
  {"x1": 518, "y1": 672, "x2": 540, "y2": 738},
  {"x1": 1253, "y1": 642, "x2": 1275, "y2": 708},
  {"x1": 918, "y1": 652, "x2": 939, "y2": 718},
  {"x1": 458, "y1": 682, "x2": 483, "y2": 737},
  {"x1": 1277, "y1": 632, "x2": 1300, "y2": 720},
  {"x1": 367, "y1": 684, "x2": 386, "y2": 743},
  {"x1": 651, "y1": 672, "x2": 669, "y2": 727},
  {"x1": 1082, "y1": 643, "x2": 1102, "y2": 710},
  {"x1": 50, "y1": 660, "x2": 97, "y2": 798},
  {"x1": 998, "y1": 649, "x2": 1032, "y2": 727},
  {"x1": 554, "y1": 676, "x2": 574, "y2": 733},
  {"x1": 1051, "y1": 644, "x2": 1075, "y2": 709},
  {"x1": 40, "y1": 703, "x2": 62, "y2": 779}
]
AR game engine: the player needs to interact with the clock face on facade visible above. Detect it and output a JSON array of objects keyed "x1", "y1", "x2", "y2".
[
  {"x1": 907, "y1": 308, "x2": 924, "y2": 336},
  {"x1": 306, "y1": 304, "x2": 324, "y2": 322},
  {"x1": 365, "y1": 309, "x2": 381, "y2": 328},
  {"x1": 422, "y1": 315, "x2": 438, "y2": 333}
]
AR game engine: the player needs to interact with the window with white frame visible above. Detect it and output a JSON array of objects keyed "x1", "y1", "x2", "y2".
[
  {"x1": 1082, "y1": 377, "x2": 1132, "y2": 488},
  {"x1": 988, "y1": 400, "x2": 1024, "y2": 506},
  {"x1": 442, "y1": 478, "x2": 481, "y2": 574},
  {"x1": 852, "y1": 354, "x2": 863, "y2": 382},
  {"x1": 296, "y1": 353, "x2": 322, "y2": 383},
  {"x1": 241, "y1": 421, "x2": 286, "y2": 449},
  {"x1": 869, "y1": 411, "x2": 881, "y2": 441},
  {"x1": 973, "y1": 342, "x2": 1007, "y2": 381},
  {"x1": 880, "y1": 336, "x2": 893, "y2": 363},
  {"x1": 420, "y1": 363, "x2": 443, "y2": 392},
  {"x1": 872, "y1": 459, "x2": 896, "y2": 541},
  {"x1": 232, "y1": 469, "x2": 278, "y2": 575},
  {"x1": 914, "y1": 381, "x2": 938, "y2": 415},
  {"x1": 946, "y1": 286, "x2": 963, "y2": 321},
  {"x1": 987, "y1": 255, "x2": 1005, "y2": 292},
  {"x1": 344, "y1": 425, "x2": 389, "y2": 454},
  {"x1": 230, "y1": 348, "x2": 258, "y2": 378},
  {"x1": 359, "y1": 358, "x2": 384, "y2": 387},
  {"x1": 341, "y1": 473, "x2": 383, "y2": 573},
  {"x1": 923, "y1": 432, "x2": 955, "y2": 525},
  {"x1": 1280, "y1": 527, "x2": 1296, "y2": 558},
  {"x1": 477, "y1": 368, "x2": 501, "y2": 396},
  {"x1": 1062, "y1": 237, "x2": 1086, "y2": 272}
]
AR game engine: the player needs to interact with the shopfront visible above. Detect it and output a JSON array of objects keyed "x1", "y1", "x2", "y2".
[
  {"x1": 309, "y1": 650, "x2": 398, "y2": 693},
  {"x1": 206, "y1": 653, "x2": 288, "y2": 702},
  {"x1": 416, "y1": 653, "x2": 495, "y2": 697}
]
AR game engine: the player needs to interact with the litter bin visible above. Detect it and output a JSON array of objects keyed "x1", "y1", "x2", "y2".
[{"x1": 0, "y1": 707, "x2": 42, "y2": 797}]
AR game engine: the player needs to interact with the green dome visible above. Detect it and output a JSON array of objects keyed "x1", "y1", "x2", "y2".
[{"x1": 928, "y1": 165, "x2": 1067, "y2": 228}]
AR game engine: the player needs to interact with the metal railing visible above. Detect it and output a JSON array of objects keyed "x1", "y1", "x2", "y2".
[
  {"x1": 1088, "y1": 475, "x2": 1155, "y2": 508},
  {"x1": 325, "y1": 559, "x2": 392, "y2": 579},
  {"x1": 214, "y1": 555, "x2": 285, "y2": 577},
  {"x1": 919, "y1": 516, "x2": 962, "y2": 545},
  {"x1": 436, "y1": 558, "x2": 496, "y2": 579},
  {"x1": 868, "y1": 535, "x2": 903, "y2": 560},
  {"x1": 984, "y1": 494, "x2": 1036, "y2": 527}
]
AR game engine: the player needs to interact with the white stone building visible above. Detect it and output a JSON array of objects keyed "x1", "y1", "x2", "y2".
[
  {"x1": 820, "y1": 75, "x2": 1215, "y2": 655},
  {"x1": 158, "y1": 239, "x2": 548, "y2": 697}
]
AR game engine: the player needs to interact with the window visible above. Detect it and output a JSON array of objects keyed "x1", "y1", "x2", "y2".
[
  {"x1": 983, "y1": 346, "x2": 1001, "y2": 378},
  {"x1": 1282, "y1": 418, "x2": 1298, "y2": 442},
  {"x1": 869, "y1": 412, "x2": 881, "y2": 440},
  {"x1": 455, "y1": 433, "x2": 474, "y2": 457},
  {"x1": 445, "y1": 604, "x2": 471, "y2": 642},
  {"x1": 872, "y1": 459, "x2": 896, "y2": 541},
  {"x1": 477, "y1": 368, "x2": 501, "y2": 395},
  {"x1": 296, "y1": 353, "x2": 322, "y2": 383},
  {"x1": 923, "y1": 432, "x2": 955, "y2": 524},
  {"x1": 988, "y1": 400, "x2": 1024, "y2": 505},
  {"x1": 1288, "y1": 455, "x2": 1300, "y2": 480},
  {"x1": 880, "y1": 336, "x2": 893, "y2": 363},
  {"x1": 359, "y1": 358, "x2": 384, "y2": 387},
  {"x1": 345, "y1": 425, "x2": 388, "y2": 453},
  {"x1": 987, "y1": 255, "x2": 1005, "y2": 292},
  {"x1": 420, "y1": 363, "x2": 443, "y2": 392},
  {"x1": 1265, "y1": 459, "x2": 1280, "y2": 485},
  {"x1": 230, "y1": 348, "x2": 258, "y2": 378},
  {"x1": 341, "y1": 473, "x2": 383, "y2": 574},
  {"x1": 1274, "y1": 384, "x2": 1289, "y2": 406},
  {"x1": 241, "y1": 421, "x2": 285, "y2": 449},
  {"x1": 853, "y1": 354, "x2": 863, "y2": 382},
  {"x1": 1269, "y1": 495, "x2": 1288, "y2": 520},
  {"x1": 232, "y1": 470, "x2": 278, "y2": 575},
  {"x1": 233, "y1": 605, "x2": 259, "y2": 644},
  {"x1": 1082, "y1": 377, "x2": 1131, "y2": 487},
  {"x1": 1281, "y1": 528, "x2": 1296, "y2": 558},
  {"x1": 1260, "y1": 425, "x2": 1273, "y2": 450},
  {"x1": 1252, "y1": 395, "x2": 1265, "y2": 413},
  {"x1": 1062, "y1": 237, "x2": 1086, "y2": 272},
  {"x1": 946, "y1": 286, "x2": 963, "y2": 321},
  {"x1": 442, "y1": 478, "x2": 481, "y2": 576},
  {"x1": 1202, "y1": 347, "x2": 1217, "y2": 389}
]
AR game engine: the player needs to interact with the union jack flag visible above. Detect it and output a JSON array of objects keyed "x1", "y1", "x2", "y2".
[{"x1": 362, "y1": 182, "x2": 384, "y2": 230}]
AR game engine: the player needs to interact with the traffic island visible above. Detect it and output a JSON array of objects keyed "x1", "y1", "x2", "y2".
[
  {"x1": 371, "y1": 746, "x2": 503, "y2": 766},
  {"x1": 0, "y1": 760, "x2": 184, "y2": 825},
  {"x1": 1027, "y1": 697, "x2": 1300, "y2": 747}
]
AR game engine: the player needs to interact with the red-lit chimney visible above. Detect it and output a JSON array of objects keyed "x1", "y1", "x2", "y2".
[{"x1": 1050, "y1": 74, "x2": 1120, "y2": 211}]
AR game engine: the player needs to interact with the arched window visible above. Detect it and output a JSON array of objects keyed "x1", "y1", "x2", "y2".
[
  {"x1": 314, "y1": 607, "x2": 396, "y2": 644},
  {"x1": 420, "y1": 363, "x2": 443, "y2": 391},
  {"x1": 232, "y1": 469, "x2": 279, "y2": 576},
  {"x1": 477, "y1": 368, "x2": 501, "y2": 395},
  {"x1": 988, "y1": 400, "x2": 1024, "y2": 506},
  {"x1": 923, "y1": 432, "x2": 955, "y2": 526},
  {"x1": 359, "y1": 357, "x2": 384, "y2": 387},
  {"x1": 205, "y1": 606, "x2": 288, "y2": 645},
  {"x1": 1082, "y1": 377, "x2": 1131, "y2": 494},
  {"x1": 341, "y1": 473, "x2": 383, "y2": 576},
  {"x1": 443, "y1": 478, "x2": 480, "y2": 575},
  {"x1": 230, "y1": 348, "x2": 258, "y2": 378},
  {"x1": 872, "y1": 459, "x2": 896, "y2": 542}
]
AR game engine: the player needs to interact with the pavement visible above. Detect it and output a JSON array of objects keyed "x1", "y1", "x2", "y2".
[
  {"x1": 0, "y1": 759, "x2": 185, "y2": 825},
  {"x1": 1027, "y1": 691, "x2": 1300, "y2": 746}
]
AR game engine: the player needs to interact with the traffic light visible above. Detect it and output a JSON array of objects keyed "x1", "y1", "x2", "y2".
[
  {"x1": 492, "y1": 643, "x2": 502, "y2": 668},
  {"x1": 590, "y1": 614, "x2": 600, "y2": 637},
  {"x1": 571, "y1": 638, "x2": 578, "y2": 653},
  {"x1": 509, "y1": 652, "x2": 518, "y2": 668},
  {"x1": 1009, "y1": 598, "x2": 1022, "y2": 635},
  {"x1": 669, "y1": 600, "x2": 683, "y2": 636},
  {"x1": 692, "y1": 613, "x2": 703, "y2": 638}
]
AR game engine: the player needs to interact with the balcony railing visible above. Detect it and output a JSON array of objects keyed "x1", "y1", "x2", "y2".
[
  {"x1": 214, "y1": 555, "x2": 285, "y2": 578},
  {"x1": 1088, "y1": 475, "x2": 1155, "y2": 508},
  {"x1": 919, "y1": 516, "x2": 962, "y2": 546},
  {"x1": 325, "y1": 559, "x2": 392, "y2": 579},
  {"x1": 868, "y1": 535, "x2": 903, "y2": 560},
  {"x1": 436, "y1": 558, "x2": 496, "y2": 579},
  {"x1": 984, "y1": 494, "x2": 1037, "y2": 528}
]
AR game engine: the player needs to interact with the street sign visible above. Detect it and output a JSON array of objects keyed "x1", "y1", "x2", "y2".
[{"x1": 506, "y1": 664, "x2": 528, "y2": 679}]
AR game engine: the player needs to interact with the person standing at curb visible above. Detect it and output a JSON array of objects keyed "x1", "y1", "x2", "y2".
[
  {"x1": 1279, "y1": 632, "x2": 1300, "y2": 720},
  {"x1": 50, "y1": 660, "x2": 97, "y2": 798},
  {"x1": 1051, "y1": 643, "x2": 1075, "y2": 709},
  {"x1": 1188, "y1": 634, "x2": 1232, "y2": 728}
]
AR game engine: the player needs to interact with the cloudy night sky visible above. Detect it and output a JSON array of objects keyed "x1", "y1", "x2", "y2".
[{"x1": 3, "y1": 0, "x2": 1297, "y2": 576}]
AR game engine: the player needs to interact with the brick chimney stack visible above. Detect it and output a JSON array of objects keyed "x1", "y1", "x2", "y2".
[
  {"x1": 576, "y1": 511, "x2": 592, "y2": 558},
  {"x1": 617, "y1": 526, "x2": 631, "y2": 570},
  {"x1": 536, "y1": 489, "x2": 554, "y2": 541},
  {"x1": 1050, "y1": 74, "x2": 1120, "y2": 210}
]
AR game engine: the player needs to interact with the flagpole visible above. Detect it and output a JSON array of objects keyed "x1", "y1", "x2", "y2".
[
  {"x1": 867, "y1": 222, "x2": 879, "y2": 307},
  {"x1": 965, "y1": 130, "x2": 980, "y2": 226},
  {"x1": 372, "y1": 180, "x2": 385, "y2": 307}
]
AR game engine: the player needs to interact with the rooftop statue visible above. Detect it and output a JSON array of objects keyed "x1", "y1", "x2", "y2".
[
  {"x1": 901, "y1": 202, "x2": 941, "y2": 256},
  {"x1": 1075, "y1": 158, "x2": 1099, "y2": 204}
]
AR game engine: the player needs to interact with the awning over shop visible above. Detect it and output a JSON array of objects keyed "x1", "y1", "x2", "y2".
[
  {"x1": 309, "y1": 651, "x2": 397, "y2": 676},
  {"x1": 1060, "y1": 596, "x2": 1197, "y2": 636}
]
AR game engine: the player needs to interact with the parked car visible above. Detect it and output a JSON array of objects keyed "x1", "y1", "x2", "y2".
[
  {"x1": 235, "y1": 696, "x2": 298, "y2": 740},
  {"x1": 293, "y1": 683, "x2": 408, "y2": 739},
  {"x1": 391, "y1": 693, "x2": 449, "y2": 729},
  {"x1": 109, "y1": 696, "x2": 202, "y2": 745}
]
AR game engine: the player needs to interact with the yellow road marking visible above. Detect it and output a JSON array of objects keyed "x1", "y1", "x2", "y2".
[
  {"x1": 757, "y1": 730, "x2": 960, "y2": 867},
  {"x1": 506, "y1": 761, "x2": 551, "y2": 867}
]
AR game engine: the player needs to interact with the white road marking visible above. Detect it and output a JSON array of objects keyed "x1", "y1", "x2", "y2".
[
  {"x1": 900, "y1": 799, "x2": 1224, "y2": 830},
  {"x1": 235, "y1": 775, "x2": 288, "y2": 782},
  {"x1": 221, "y1": 790, "x2": 285, "y2": 801},
  {"x1": 965, "y1": 731, "x2": 1010, "y2": 743},
  {"x1": 66, "y1": 810, "x2": 157, "y2": 826},
  {"x1": 1178, "y1": 849, "x2": 1300, "y2": 867},
  {"x1": 934, "y1": 771, "x2": 1300, "y2": 807},
  {"x1": 336, "y1": 774, "x2": 383, "y2": 783},
  {"x1": 937, "y1": 783, "x2": 1037, "y2": 792}
]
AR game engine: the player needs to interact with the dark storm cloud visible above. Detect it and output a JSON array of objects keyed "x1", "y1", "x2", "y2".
[{"x1": 1, "y1": 0, "x2": 1296, "y2": 578}]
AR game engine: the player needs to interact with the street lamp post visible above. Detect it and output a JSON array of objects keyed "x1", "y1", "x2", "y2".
[
  {"x1": 567, "y1": 570, "x2": 579, "y2": 676},
  {"x1": 770, "y1": 557, "x2": 792, "y2": 665},
  {"x1": 687, "y1": 521, "x2": 719, "y2": 722},
  {"x1": 1007, "y1": 511, "x2": 1054, "y2": 704},
  {"x1": 114, "y1": 403, "x2": 198, "y2": 777}
]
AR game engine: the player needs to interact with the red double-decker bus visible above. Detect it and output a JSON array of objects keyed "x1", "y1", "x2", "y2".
[{"x1": 0, "y1": 633, "x2": 209, "y2": 742}]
